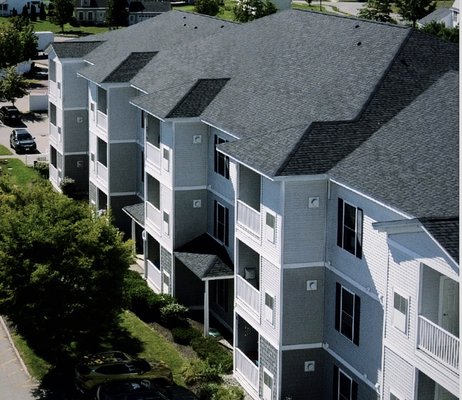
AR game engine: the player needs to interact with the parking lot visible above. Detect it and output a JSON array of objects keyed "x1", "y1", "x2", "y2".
[{"x1": 0, "y1": 65, "x2": 50, "y2": 163}]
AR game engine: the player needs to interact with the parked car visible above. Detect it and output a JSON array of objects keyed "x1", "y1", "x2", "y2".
[
  {"x1": 75, "y1": 351, "x2": 173, "y2": 393},
  {"x1": 96, "y1": 379, "x2": 169, "y2": 400},
  {"x1": 9, "y1": 128, "x2": 37, "y2": 153},
  {"x1": 159, "y1": 384, "x2": 199, "y2": 400},
  {"x1": 0, "y1": 105, "x2": 21, "y2": 125}
]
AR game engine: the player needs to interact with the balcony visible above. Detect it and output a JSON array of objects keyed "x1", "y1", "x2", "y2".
[
  {"x1": 237, "y1": 200, "x2": 261, "y2": 237},
  {"x1": 49, "y1": 164, "x2": 59, "y2": 186},
  {"x1": 49, "y1": 123, "x2": 59, "y2": 147},
  {"x1": 146, "y1": 142, "x2": 161, "y2": 169},
  {"x1": 146, "y1": 202, "x2": 161, "y2": 234},
  {"x1": 418, "y1": 315, "x2": 459, "y2": 372},
  {"x1": 96, "y1": 161, "x2": 108, "y2": 186},
  {"x1": 146, "y1": 259, "x2": 161, "y2": 292},
  {"x1": 235, "y1": 348, "x2": 259, "y2": 390},
  {"x1": 236, "y1": 275, "x2": 260, "y2": 317}
]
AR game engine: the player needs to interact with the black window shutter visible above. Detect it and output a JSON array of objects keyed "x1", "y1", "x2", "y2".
[
  {"x1": 335, "y1": 283, "x2": 341, "y2": 332},
  {"x1": 356, "y1": 208, "x2": 363, "y2": 259},
  {"x1": 333, "y1": 365, "x2": 339, "y2": 400},
  {"x1": 352, "y1": 380, "x2": 358, "y2": 400},
  {"x1": 337, "y1": 199, "x2": 344, "y2": 247},
  {"x1": 214, "y1": 135, "x2": 218, "y2": 172},
  {"x1": 353, "y1": 294, "x2": 361, "y2": 346},
  {"x1": 224, "y1": 207, "x2": 229, "y2": 246},
  {"x1": 213, "y1": 200, "x2": 217, "y2": 238}
]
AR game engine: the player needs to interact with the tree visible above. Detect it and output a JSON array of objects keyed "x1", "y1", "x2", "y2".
[
  {"x1": 106, "y1": 0, "x2": 128, "y2": 28},
  {"x1": 39, "y1": 2, "x2": 47, "y2": 20},
  {"x1": 420, "y1": 20, "x2": 459, "y2": 42},
  {"x1": 358, "y1": 0, "x2": 396, "y2": 23},
  {"x1": 233, "y1": 0, "x2": 277, "y2": 22},
  {"x1": 0, "y1": 178, "x2": 133, "y2": 358},
  {"x1": 49, "y1": 0, "x2": 74, "y2": 33},
  {"x1": 395, "y1": 0, "x2": 436, "y2": 27},
  {"x1": 0, "y1": 19, "x2": 37, "y2": 68},
  {"x1": 0, "y1": 67, "x2": 29, "y2": 106},
  {"x1": 21, "y1": 4, "x2": 29, "y2": 17},
  {"x1": 194, "y1": 0, "x2": 220, "y2": 16},
  {"x1": 30, "y1": 4, "x2": 37, "y2": 21}
]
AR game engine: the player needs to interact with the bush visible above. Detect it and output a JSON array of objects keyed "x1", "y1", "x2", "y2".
[
  {"x1": 171, "y1": 326, "x2": 201, "y2": 345},
  {"x1": 181, "y1": 359, "x2": 223, "y2": 387},
  {"x1": 194, "y1": 0, "x2": 220, "y2": 15},
  {"x1": 197, "y1": 383, "x2": 245, "y2": 400},
  {"x1": 160, "y1": 302, "x2": 189, "y2": 328},
  {"x1": 191, "y1": 337, "x2": 233, "y2": 373},
  {"x1": 123, "y1": 270, "x2": 161, "y2": 321},
  {"x1": 33, "y1": 161, "x2": 49, "y2": 179}
]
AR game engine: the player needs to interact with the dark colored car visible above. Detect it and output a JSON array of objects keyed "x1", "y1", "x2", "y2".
[
  {"x1": 9, "y1": 128, "x2": 37, "y2": 153},
  {"x1": 75, "y1": 351, "x2": 173, "y2": 393},
  {"x1": 159, "y1": 384, "x2": 199, "y2": 400},
  {"x1": 0, "y1": 105, "x2": 21, "y2": 125},
  {"x1": 96, "y1": 379, "x2": 170, "y2": 400}
]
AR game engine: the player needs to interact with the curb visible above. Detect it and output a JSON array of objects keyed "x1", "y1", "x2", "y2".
[{"x1": 0, "y1": 316, "x2": 34, "y2": 381}]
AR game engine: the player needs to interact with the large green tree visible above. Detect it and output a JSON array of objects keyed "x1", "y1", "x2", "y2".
[
  {"x1": 0, "y1": 18, "x2": 38, "y2": 68},
  {"x1": 106, "y1": 0, "x2": 128, "y2": 28},
  {"x1": 395, "y1": 0, "x2": 436, "y2": 27},
  {"x1": 49, "y1": 0, "x2": 74, "y2": 33},
  {"x1": 358, "y1": 0, "x2": 396, "y2": 23},
  {"x1": 0, "y1": 178, "x2": 133, "y2": 357},
  {"x1": 420, "y1": 20, "x2": 459, "y2": 42},
  {"x1": 194, "y1": 0, "x2": 221, "y2": 16},
  {"x1": 0, "y1": 67, "x2": 29, "y2": 105}
]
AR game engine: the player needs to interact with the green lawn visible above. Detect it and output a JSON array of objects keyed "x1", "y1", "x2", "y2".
[
  {"x1": 11, "y1": 311, "x2": 190, "y2": 387},
  {"x1": 0, "y1": 145, "x2": 12, "y2": 155},
  {"x1": 0, "y1": 158, "x2": 43, "y2": 185}
]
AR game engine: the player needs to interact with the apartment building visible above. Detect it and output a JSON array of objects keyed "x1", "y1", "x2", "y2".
[{"x1": 47, "y1": 10, "x2": 459, "y2": 400}]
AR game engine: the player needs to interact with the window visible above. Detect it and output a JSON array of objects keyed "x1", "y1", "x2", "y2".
[
  {"x1": 140, "y1": 151, "x2": 144, "y2": 183},
  {"x1": 393, "y1": 292, "x2": 408, "y2": 334},
  {"x1": 214, "y1": 200, "x2": 229, "y2": 246},
  {"x1": 97, "y1": 138, "x2": 107, "y2": 167},
  {"x1": 337, "y1": 198, "x2": 363, "y2": 258},
  {"x1": 163, "y1": 148, "x2": 170, "y2": 172},
  {"x1": 333, "y1": 366, "x2": 358, "y2": 400},
  {"x1": 390, "y1": 393, "x2": 401, "y2": 400},
  {"x1": 264, "y1": 292, "x2": 275, "y2": 325},
  {"x1": 163, "y1": 271, "x2": 170, "y2": 294},
  {"x1": 214, "y1": 135, "x2": 229, "y2": 179},
  {"x1": 97, "y1": 86, "x2": 107, "y2": 114},
  {"x1": 335, "y1": 283, "x2": 360, "y2": 345},
  {"x1": 49, "y1": 59, "x2": 56, "y2": 82},
  {"x1": 140, "y1": 110, "x2": 145, "y2": 129},
  {"x1": 265, "y1": 212, "x2": 275, "y2": 243},
  {"x1": 163, "y1": 211, "x2": 169, "y2": 236},
  {"x1": 262, "y1": 369, "x2": 273, "y2": 400},
  {"x1": 49, "y1": 103, "x2": 56, "y2": 126}
]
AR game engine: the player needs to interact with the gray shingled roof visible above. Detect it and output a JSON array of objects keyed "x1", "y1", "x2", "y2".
[
  {"x1": 418, "y1": 7, "x2": 452, "y2": 25},
  {"x1": 49, "y1": 41, "x2": 104, "y2": 58},
  {"x1": 166, "y1": 79, "x2": 229, "y2": 118},
  {"x1": 79, "y1": 11, "x2": 235, "y2": 84},
  {"x1": 132, "y1": 10, "x2": 409, "y2": 137},
  {"x1": 174, "y1": 234, "x2": 233, "y2": 280},
  {"x1": 420, "y1": 218, "x2": 459, "y2": 263},
  {"x1": 103, "y1": 52, "x2": 157, "y2": 83},
  {"x1": 122, "y1": 203, "x2": 145, "y2": 226},
  {"x1": 329, "y1": 71, "x2": 458, "y2": 220}
]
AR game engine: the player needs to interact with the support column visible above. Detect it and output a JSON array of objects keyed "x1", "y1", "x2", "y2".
[{"x1": 204, "y1": 280, "x2": 209, "y2": 338}]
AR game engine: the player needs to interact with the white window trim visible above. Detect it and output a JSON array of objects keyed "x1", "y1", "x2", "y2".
[
  {"x1": 265, "y1": 211, "x2": 276, "y2": 244},
  {"x1": 264, "y1": 291, "x2": 275, "y2": 326},
  {"x1": 340, "y1": 285, "x2": 356, "y2": 342},
  {"x1": 338, "y1": 368, "x2": 353, "y2": 400},
  {"x1": 262, "y1": 368, "x2": 273, "y2": 400},
  {"x1": 162, "y1": 270, "x2": 170, "y2": 294},
  {"x1": 392, "y1": 289, "x2": 409, "y2": 335}
]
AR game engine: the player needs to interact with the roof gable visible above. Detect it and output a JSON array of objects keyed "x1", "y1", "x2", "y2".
[{"x1": 103, "y1": 51, "x2": 157, "y2": 83}]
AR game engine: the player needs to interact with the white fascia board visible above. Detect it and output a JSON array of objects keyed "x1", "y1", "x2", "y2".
[
  {"x1": 372, "y1": 219, "x2": 423, "y2": 234},
  {"x1": 130, "y1": 83, "x2": 149, "y2": 95},
  {"x1": 201, "y1": 119, "x2": 240, "y2": 140},
  {"x1": 128, "y1": 101, "x2": 166, "y2": 122}
]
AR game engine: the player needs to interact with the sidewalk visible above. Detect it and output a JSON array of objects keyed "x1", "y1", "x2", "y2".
[{"x1": 0, "y1": 318, "x2": 37, "y2": 400}]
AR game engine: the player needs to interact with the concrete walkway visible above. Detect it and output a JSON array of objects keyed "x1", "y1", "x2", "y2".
[{"x1": 0, "y1": 318, "x2": 37, "y2": 400}]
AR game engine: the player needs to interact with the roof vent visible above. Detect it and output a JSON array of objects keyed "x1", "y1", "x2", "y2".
[
  {"x1": 183, "y1": 16, "x2": 186, "y2": 19},
  {"x1": 220, "y1": 25, "x2": 224, "y2": 28},
  {"x1": 183, "y1": 23, "x2": 186, "y2": 26},
  {"x1": 357, "y1": 42, "x2": 362, "y2": 46},
  {"x1": 354, "y1": 24, "x2": 360, "y2": 28},
  {"x1": 194, "y1": 26, "x2": 198, "y2": 29}
]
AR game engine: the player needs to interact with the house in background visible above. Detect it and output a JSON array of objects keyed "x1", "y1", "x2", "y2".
[
  {"x1": 0, "y1": 0, "x2": 41, "y2": 16},
  {"x1": 47, "y1": 10, "x2": 459, "y2": 400},
  {"x1": 74, "y1": 0, "x2": 110, "y2": 25},
  {"x1": 128, "y1": 0, "x2": 171, "y2": 25},
  {"x1": 418, "y1": 0, "x2": 459, "y2": 27}
]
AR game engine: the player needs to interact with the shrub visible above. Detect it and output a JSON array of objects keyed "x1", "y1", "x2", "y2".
[
  {"x1": 123, "y1": 270, "x2": 161, "y2": 321},
  {"x1": 181, "y1": 359, "x2": 223, "y2": 387},
  {"x1": 171, "y1": 326, "x2": 201, "y2": 345},
  {"x1": 33, "y1": 161, "x2": 49, "y2": 179},
  {"x1": 160, "y1": 302, "x2": 189, "y2": 328},
  {"x1": 191, "y1": 337, "x2": 233, "y2": 373},
  {"x1": 197, "y1": 383, "x2": 245, "y2": 400},
  {"x1": 194, "y1": 0, "x2": 220, "y2": 15}
]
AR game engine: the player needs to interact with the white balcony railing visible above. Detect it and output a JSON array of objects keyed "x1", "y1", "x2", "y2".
[
  {"x1": 237, "y1": 200, "x2": 261, "y2": 237},
  {"x1": 418, "y1": 315, "x2": 459, "y2": 371},
  {"x1": 236, "y1": 275, "x2": 260, "y2": 316},
  {"x1": 235, "y1": 348, "x2": 259, "y2": 390},
  {"x1": 48, "y1": 80, "x2": 58, "y2": 100},
  {"x1": 146, "y1": 259, "x2": 161, "y2": 292},
  {"x1": 146, "y1": 142, "x2": 161, "y2": 169},
  {"x1": 96, "y1": 161, "x2": 108, "y2": 184},
  {"x1": 49, "y1": 164, "x2": 59, "y2": 185},
  {"x1": 96, "y1": 110, "x2": 107, "y2": 131},
  {"x1": 146, "y1": 202, "x2": 161, "y2": 233}
]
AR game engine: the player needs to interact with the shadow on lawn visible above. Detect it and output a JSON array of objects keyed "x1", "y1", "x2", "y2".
[{"x1": 28, "y1": 325, "x2": 144, "y2": 400}]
